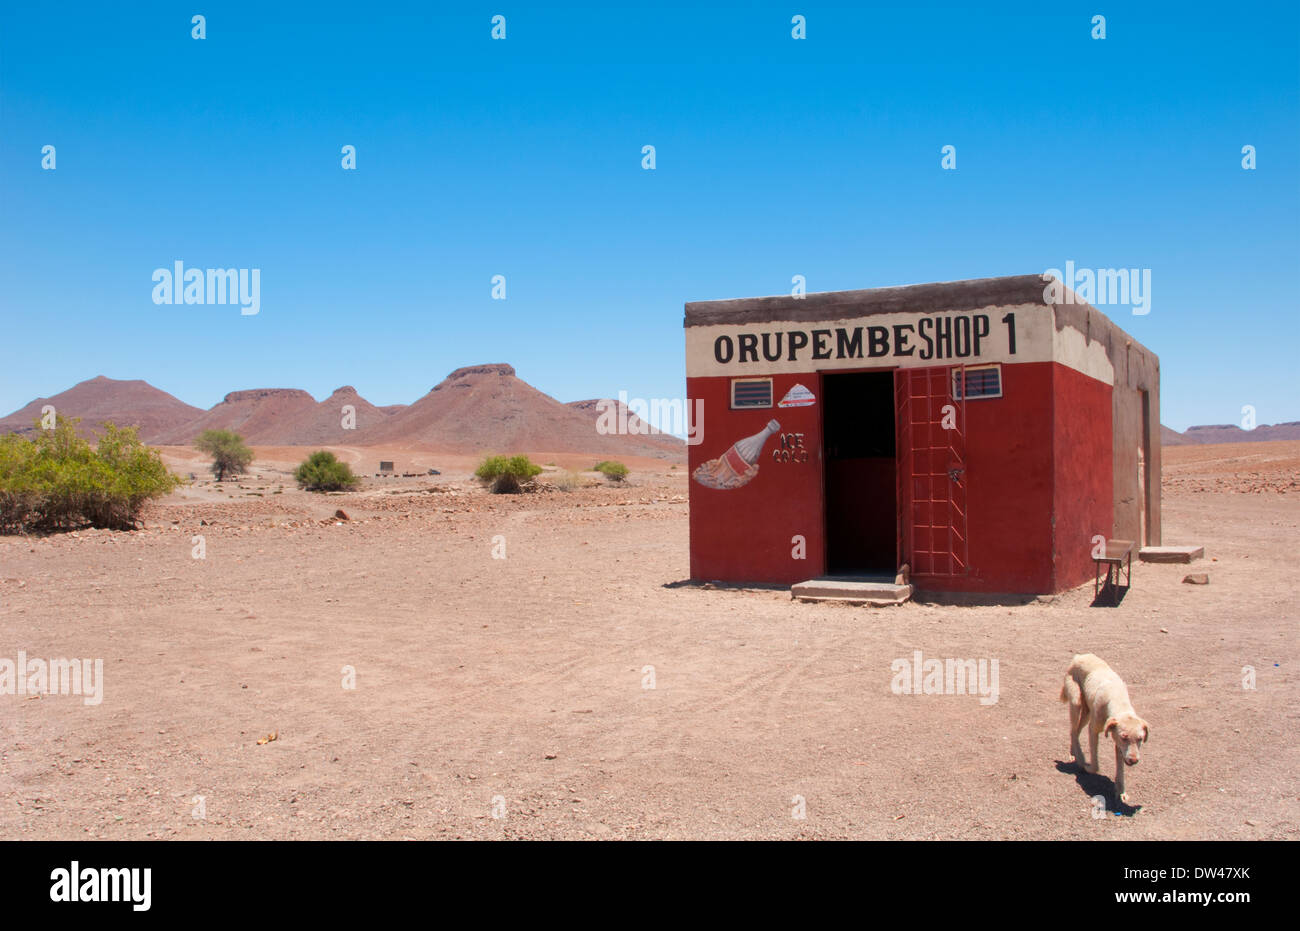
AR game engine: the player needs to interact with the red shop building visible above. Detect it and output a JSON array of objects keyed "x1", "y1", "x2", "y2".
[{"x1": 684, "y1": 275, "x2": 1162, "y2": 596}]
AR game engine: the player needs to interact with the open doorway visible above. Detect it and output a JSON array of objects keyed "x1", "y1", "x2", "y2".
[{"x1": 822, "y1": 371, "x2": 897, "y2": 574}]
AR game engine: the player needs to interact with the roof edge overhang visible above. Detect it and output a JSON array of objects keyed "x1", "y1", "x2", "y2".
[{"x1": 683, "y1": 273, "x2": 1157, "y2": 364}]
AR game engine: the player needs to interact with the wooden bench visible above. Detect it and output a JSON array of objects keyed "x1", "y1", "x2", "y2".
[{"x1": 1094, "y1": 539, "x2": 1133, "y2": 604}]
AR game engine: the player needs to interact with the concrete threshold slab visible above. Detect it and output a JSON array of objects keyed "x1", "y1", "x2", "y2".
[
  {"x1": 1139, "y1": 545, "x2": 1204, "y2": 564},
  {"x1": 791, "y1": 578, "x2": 913, "y2": 606}
]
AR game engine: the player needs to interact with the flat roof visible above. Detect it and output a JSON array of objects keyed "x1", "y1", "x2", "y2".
[{"x1": 688, "y1": 274, "x2": 1059, "y2": 327}]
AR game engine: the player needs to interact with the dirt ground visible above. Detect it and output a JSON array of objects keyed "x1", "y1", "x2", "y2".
[{"x1": 1, "y1": 443, "x2": 1296, "y2": 839}]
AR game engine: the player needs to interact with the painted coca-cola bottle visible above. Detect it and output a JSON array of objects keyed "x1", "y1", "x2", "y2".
[{"x1": 692, "y1": 419, "x2": 781, "y2": 490}]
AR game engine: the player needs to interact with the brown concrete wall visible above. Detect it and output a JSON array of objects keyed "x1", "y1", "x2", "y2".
[{"x1": 1050, "y1": 298, "x2": 1161, "y2": 546}]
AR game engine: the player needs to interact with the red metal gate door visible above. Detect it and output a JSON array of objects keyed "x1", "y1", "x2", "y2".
[
  {"x1": 894, "y1": 370, "x2": 912, "y2": 570},
  {"x1": 895, "y1": 366, "x2": 969, "y2": 578}
]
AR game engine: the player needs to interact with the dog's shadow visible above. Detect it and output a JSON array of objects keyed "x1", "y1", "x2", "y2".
[{"x1": 1054, "y1": 760, "x2": 1142, "y2": 816}]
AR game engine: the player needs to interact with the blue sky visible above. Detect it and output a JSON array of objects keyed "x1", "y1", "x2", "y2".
[{"x1": 1, "y1": 1, "x2": 1296, "y2": 431}]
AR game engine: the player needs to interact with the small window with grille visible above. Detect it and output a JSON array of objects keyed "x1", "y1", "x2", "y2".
[
  {"x1": 953, "y1": 365, "x2": 1002, "y2": 400},
  {"x1": 730, "y1": 377, "x2": 773, "y2": 409}
]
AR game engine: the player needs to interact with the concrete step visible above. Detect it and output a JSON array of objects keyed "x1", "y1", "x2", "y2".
[
  {"x1": 1139, "y1": 545, "x2": 1204, "y2": 564},
  {"x1": 791, "y1": 578, "x2": 914, "y2": 606}
]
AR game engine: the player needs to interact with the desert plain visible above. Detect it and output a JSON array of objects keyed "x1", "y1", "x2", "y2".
[{"x1": 1, "y1": 441, "x2": 1297, "y2": 839}]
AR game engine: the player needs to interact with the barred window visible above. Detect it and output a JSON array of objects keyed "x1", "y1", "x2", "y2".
[
  {"x1": 953, "y1": 365, "x2": 1002, "y2": 400},
  {"x1": 730, "y1": 378, "x2": 773, "y2": 409}
]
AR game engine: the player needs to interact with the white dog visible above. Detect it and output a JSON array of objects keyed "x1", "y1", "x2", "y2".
[{"x1": 1060, "y1": 653, "x2": 1150, "y2": 803}]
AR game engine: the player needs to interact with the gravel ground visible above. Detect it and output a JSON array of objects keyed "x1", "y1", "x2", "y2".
[{"x1": 1, "y1": 445, "x2": 1296, "y2": 839}]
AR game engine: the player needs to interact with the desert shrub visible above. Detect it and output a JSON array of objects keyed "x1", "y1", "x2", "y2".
[
  {"x1": 550, "y1": 470, "x2": 581, "y2": 492},
  {"x1": 475, "y1": 454, "x2": 543, "y2": 494},
  {"x1": 195, "y1": 429, "x2": 254, "y2": 482},
  {"x1": 0, "y1": 434, "x2": 41, "y2": 531},
  {"x1": 593, "y1": 460, "x2": 629, "y2": 482},
  {"x1": 294, "y1": 451, "x2": 360, "y2": 492},
  {"x1": 0, "y1": 416, "x2": 182, "y2": 533}
]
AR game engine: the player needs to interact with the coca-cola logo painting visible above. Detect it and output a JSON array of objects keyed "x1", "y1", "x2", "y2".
[{"x1": 693, "y1": 420, "x2": 780, "y2": 490}]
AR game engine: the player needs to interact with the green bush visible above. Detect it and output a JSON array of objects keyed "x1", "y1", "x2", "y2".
[
  {"x1": 195, "y1": 429, "x2": 253, "y2": 482},
  {"x1": 475, "y1": 454, "x2": 543, "y2": 494},
  {"x1": 0, "y1": 416, "x2": 182, "y2": 533},
  {"x1": 294, "y1": 450, "x2": 360, "y2": 492},
  {"x1": 593, "y1": 460, "x2": 629, "y2": 482}
]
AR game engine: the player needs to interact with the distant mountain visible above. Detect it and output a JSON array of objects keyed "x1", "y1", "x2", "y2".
[
  {"x1": 357, "y1": 364, "x2": 684, "y2": 459},
  {"x1": 0, "y1": 375, "x2": 205, "y2": 442},
  {"x1": 278, "y1": 386, "x2": 392, "y2": 446},
  {"x1": 150, "y1": 388, "x2": 320, "y2": 445},
  {"x1": 1157, "y1": 422, "x2": 1300, "y2": 445},
  {"x1": 567, "y1": 398, "x2": 685, "y2": 456},
  {"x1": 11, "y1": 373, "x2": 1288, "y2": 456},
  {"x1": 1177, "y1": 422, "x2": 1300, "y2": 444}
]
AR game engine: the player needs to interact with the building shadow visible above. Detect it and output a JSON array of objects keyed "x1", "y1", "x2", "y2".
[
  {"x1": 662, "y1": 578, "x2": 790, "y2": 594},
  {"x1": 913, "y1": 591, "x2": 1041, "y2": 607}
]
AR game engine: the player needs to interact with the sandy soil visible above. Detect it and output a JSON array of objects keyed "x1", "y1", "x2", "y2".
[
  {"x1": 1, "y1": 444, "x2": 1296, "y2": 839},
  {"x1": 1162, "y1": 441, "x2": 1300, "y2": 495}
]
